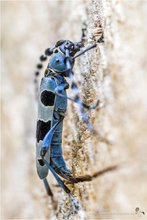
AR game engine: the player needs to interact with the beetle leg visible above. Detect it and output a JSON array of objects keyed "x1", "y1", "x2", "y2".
[
  {"x1": 43, "y1": 159, "x2": 79, "y2": 211},
  {"x1": 50, "y1": 120, "x2": 77, "y2": 183},
  {"x1": 42, "y1": 117, "x2": 64, "y2": 151},
  {"x1": 43, "y1": 159, "x2": 70, "y2": 193},
  {"x1": 65, "y1": 50, "x2": 97, "y2": 132},
  {"x1": 55, "y1": 87, "x2": 100, "y2": 110},
  {"x1": 50, "y1": 157, "x2": 77, "y2": 183}
]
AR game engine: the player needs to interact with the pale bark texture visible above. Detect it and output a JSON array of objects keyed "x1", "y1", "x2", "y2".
[{"x1": 1, "y1": 0, "x2": 147, "y2": 219}]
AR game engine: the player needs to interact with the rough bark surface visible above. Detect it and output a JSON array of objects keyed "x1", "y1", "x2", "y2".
[{"x1": 1, "y1": 0, "x2": 147, "y2": 219}]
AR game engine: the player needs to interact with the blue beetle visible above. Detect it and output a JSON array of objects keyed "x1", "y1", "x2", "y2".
[{"x1": 34, "y1": 37, "x2": 104, "y2": 209}]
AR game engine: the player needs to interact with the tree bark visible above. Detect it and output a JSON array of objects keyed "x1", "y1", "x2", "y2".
[{"x1": 2, "y1": 0, "x2": 147, "y2": 219}]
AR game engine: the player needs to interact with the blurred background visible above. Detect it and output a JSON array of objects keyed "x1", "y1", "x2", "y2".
[{"x1": 1, "y1": 0, "x2": 147, "y2": 219}]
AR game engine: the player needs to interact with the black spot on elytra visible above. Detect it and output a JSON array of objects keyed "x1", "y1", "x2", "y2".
[
  {"x1": 36, "y1": 120, "x2": 51, "y2": 142},
  {"x1": 41, "y1": 90, "x2": 55, "y2": 106},
  {"x1": 38, "y1": 159, "x2": 45, "y2": 166}
]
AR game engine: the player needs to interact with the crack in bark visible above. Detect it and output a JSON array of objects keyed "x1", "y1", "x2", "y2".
[
  {"x1": 75, "y1": 164, "x2": 118, "y2": 182},
  {"x1": 53, "y1": 164, "x2": 118, "y2": 187}
]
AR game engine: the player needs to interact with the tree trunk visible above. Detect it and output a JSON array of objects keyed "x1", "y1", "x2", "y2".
[{"x1": 2, "y1": 0, "x2": 147, "y2": 219}]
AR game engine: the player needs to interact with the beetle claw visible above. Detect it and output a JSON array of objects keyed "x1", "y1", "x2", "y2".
[{"x1": 50, "y1": 158, "x2": 77, "y2": 183}]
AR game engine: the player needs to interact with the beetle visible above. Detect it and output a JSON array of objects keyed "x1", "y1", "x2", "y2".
[{"x1": 34, "y1": 34, "x2": 104, "y2": 209}]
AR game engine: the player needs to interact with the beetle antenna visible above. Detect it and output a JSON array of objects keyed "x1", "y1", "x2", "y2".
[
  {"x1": 34, "y1": 71, "x2": 40, "y2": 100},
  {"x1": 43, "y1": 158, "x2": 79, "y2": 211},
  {"x1": 81, "y1": 21, "x2": 87, "y2": 44},
  {"x1": 73, "y1": 43, "x2": 97, "y2": 59},
  {"x1": 34, "y1": 46, "x2": 55, "y2": 100},
  {"x1": 55, "y1": 88, "x2": 99, "y2": 110}
]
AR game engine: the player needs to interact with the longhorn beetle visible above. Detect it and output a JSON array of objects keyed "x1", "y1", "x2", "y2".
[{"x1": 35, "y1": 31, "x2": 104, "y2": 210}]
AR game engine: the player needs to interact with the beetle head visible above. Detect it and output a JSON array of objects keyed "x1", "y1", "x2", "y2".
[{"x1": 56, "y1": 40, "x2": 83, "y2": 56}]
